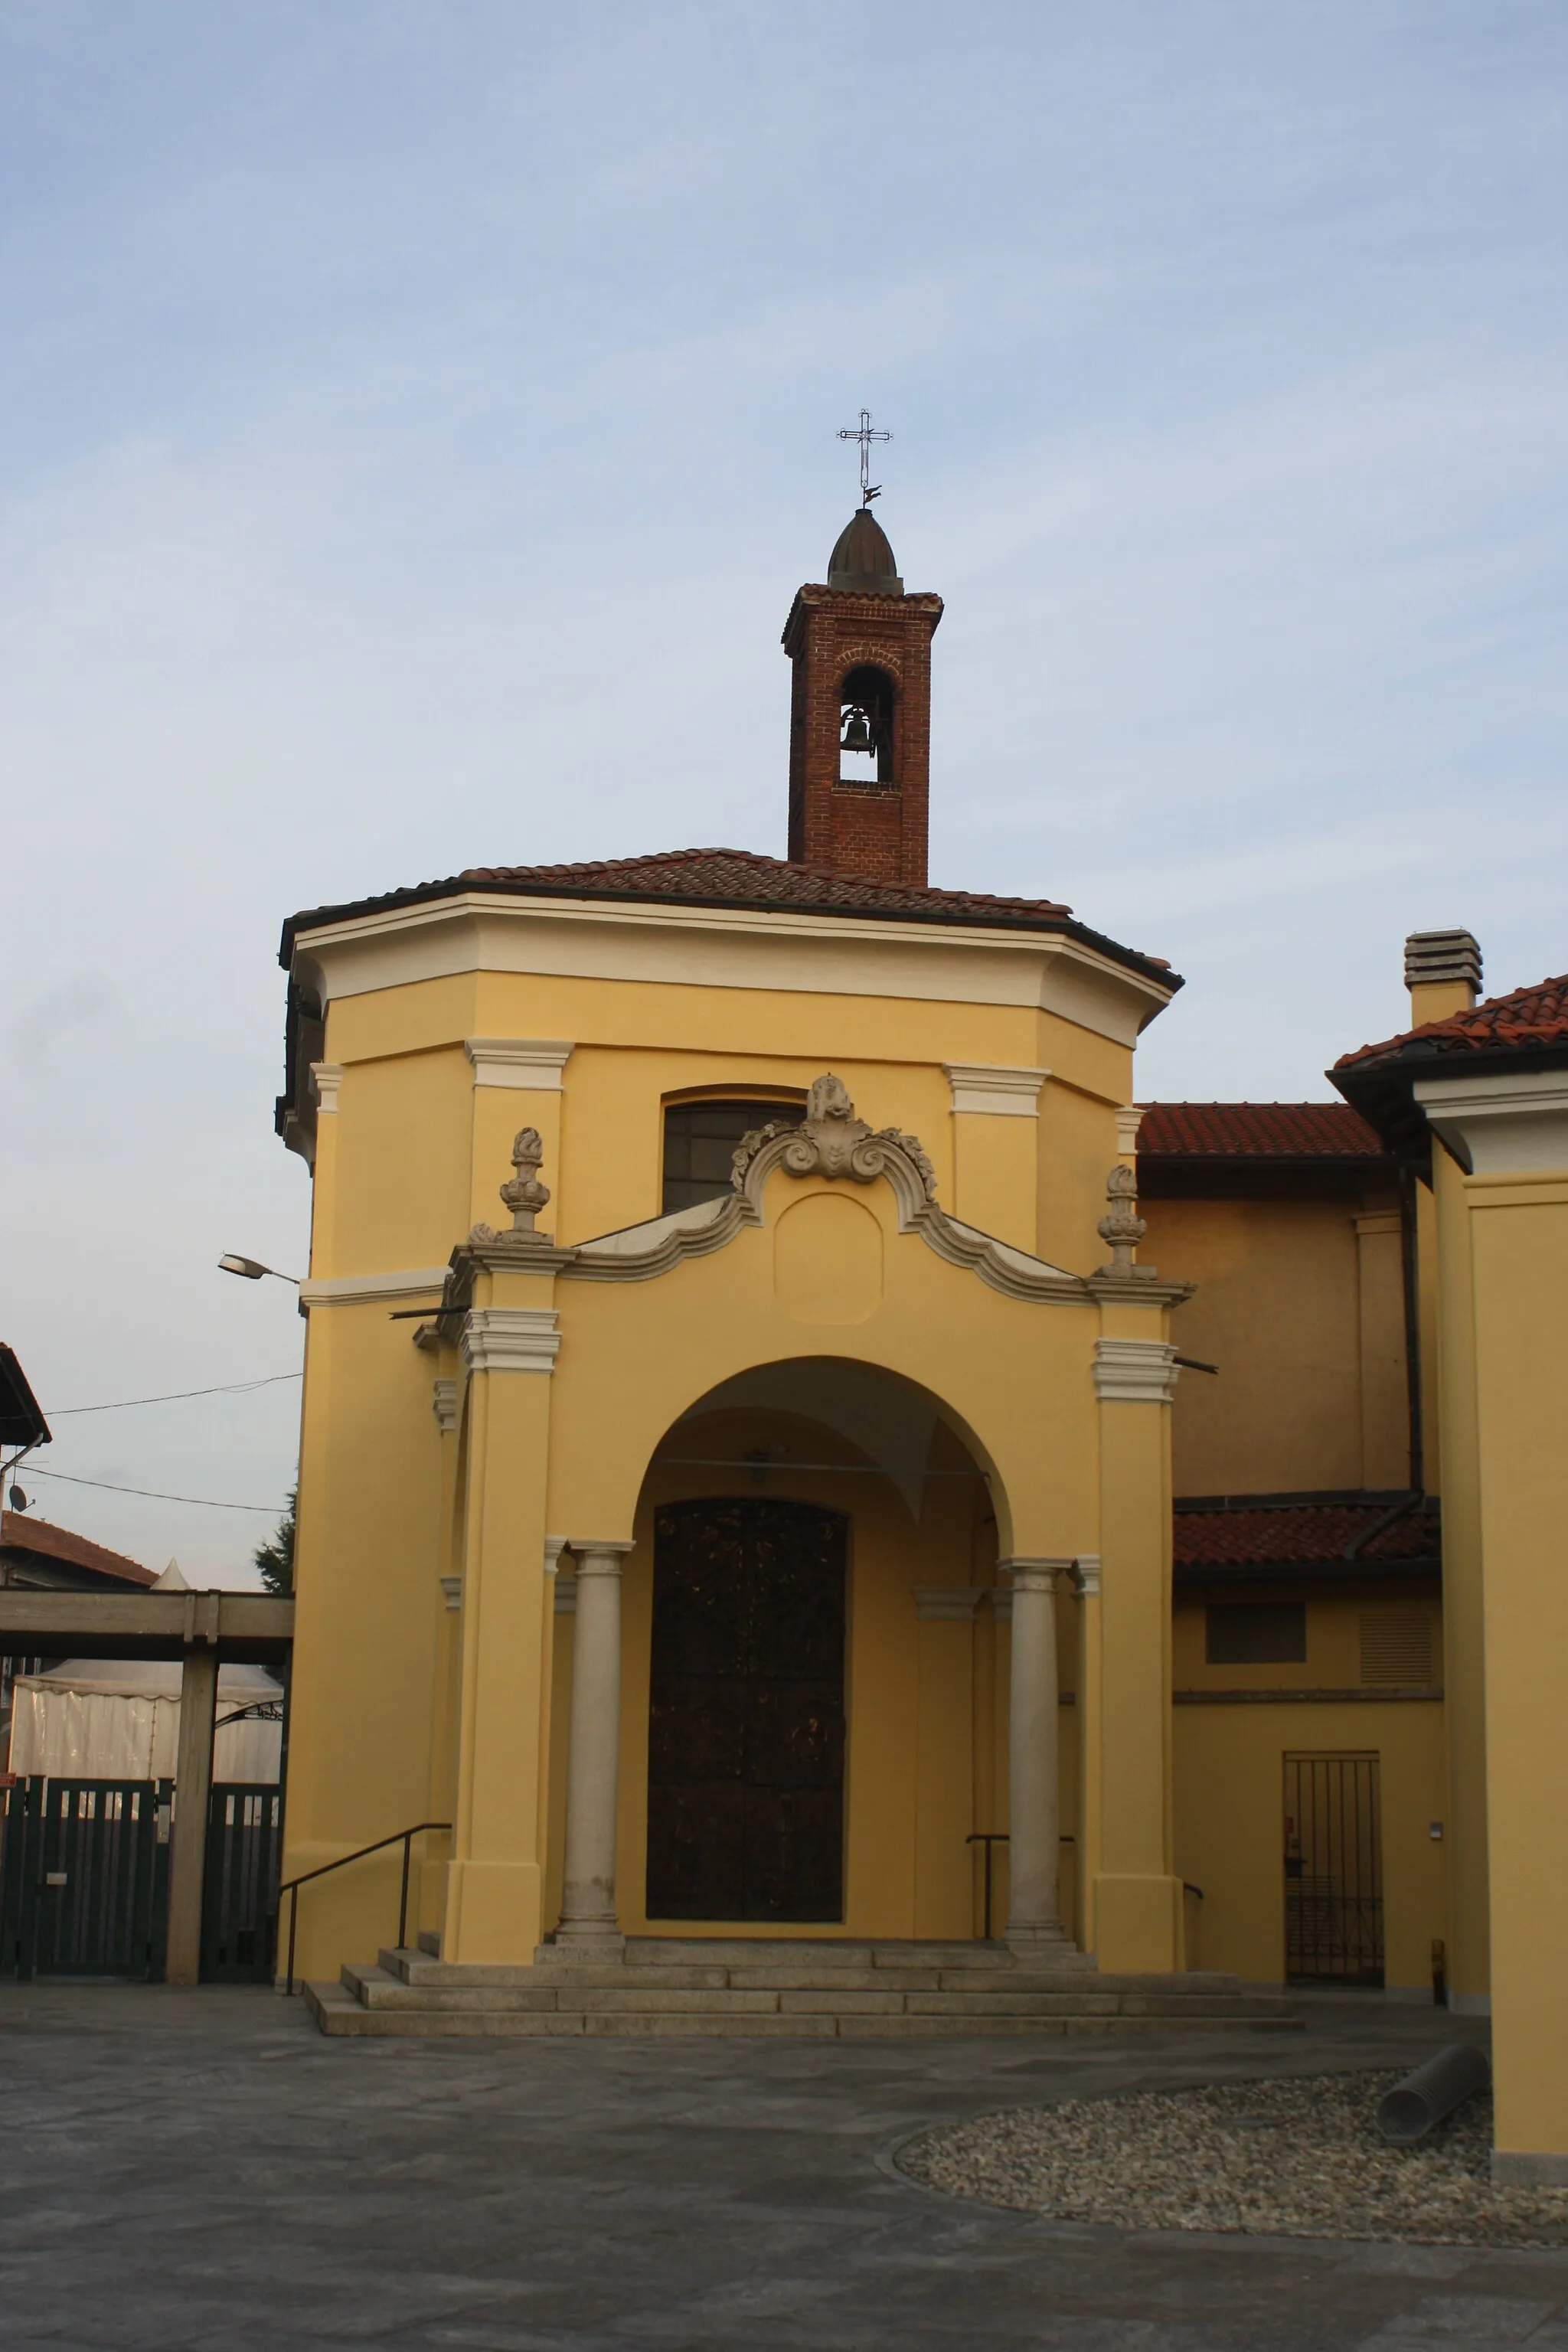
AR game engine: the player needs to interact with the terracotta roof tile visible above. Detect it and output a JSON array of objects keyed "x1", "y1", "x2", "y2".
[
  {"x1": 1174, "y1": 1497, "x2": 1439, "y2": 1574},
  {"x1": 0, "y1": 1511, "x2": 158, "y2": 1586},
  {"x1": 1138, "y1": 1102, "x2": 1385, "y2": 1160},
  {"x1": 1336, "y1": 973, "x2": 1568, "y2": 1072},
  {"x1": 282, "y1": 848, "x2": 1178, "y2": 986}
]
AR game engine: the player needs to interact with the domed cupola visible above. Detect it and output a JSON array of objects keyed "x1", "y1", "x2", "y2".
[{"x1": 827, "y1": 508, "x2": 903, "y2": 597}]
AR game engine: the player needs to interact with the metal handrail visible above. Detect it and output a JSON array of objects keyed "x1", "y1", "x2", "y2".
[{"x1": 279, "y1": 1820, "x2": 451, "y2": 1995}]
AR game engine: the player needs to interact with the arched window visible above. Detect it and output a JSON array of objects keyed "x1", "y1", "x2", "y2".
[
  {"x1": 838, "y1": 665, "x2": 896, "y2": 789},
  {"x1": 662, "y1": 1096, "x2": 806, "y2": 1216}
]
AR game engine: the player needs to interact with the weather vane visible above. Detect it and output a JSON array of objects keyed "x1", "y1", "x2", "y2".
[{"x1": 838, "y1": 408, "x2": 891, "y2": 507}]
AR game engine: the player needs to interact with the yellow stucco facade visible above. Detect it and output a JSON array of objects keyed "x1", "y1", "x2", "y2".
[
  {"x1": 279, "y1": 893, "x2": 1191, "y2": 1984},
  {"x1": 270, "y1": 531, "x2": 1565, "y2": 2171}
]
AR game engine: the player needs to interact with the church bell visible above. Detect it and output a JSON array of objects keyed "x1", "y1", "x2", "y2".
[{"x1": 840, "y1": 707, "x2": 874, "y2": 755}]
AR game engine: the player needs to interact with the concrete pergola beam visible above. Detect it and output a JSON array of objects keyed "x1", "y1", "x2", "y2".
[{"x1": 0, "y1": 1589, "x2": 294, "y2": 1664}]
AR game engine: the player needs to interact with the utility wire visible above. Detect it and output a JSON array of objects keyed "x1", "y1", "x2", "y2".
[
  {"x1": 46, "y1": 1372, "x2": 302, "y2": 1416},
  {"x1": 19, "y1": 1465, "x2": 281, "y2": 1514}
]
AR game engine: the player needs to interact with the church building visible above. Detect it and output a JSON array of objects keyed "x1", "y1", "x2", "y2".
[{"x1": 273, "y1": 498, "x2": 1568, "y2": 2176}]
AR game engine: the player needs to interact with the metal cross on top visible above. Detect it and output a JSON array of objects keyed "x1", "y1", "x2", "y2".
[{"x1": 838, "y1": 407, "x2": 891, "y2": 506}]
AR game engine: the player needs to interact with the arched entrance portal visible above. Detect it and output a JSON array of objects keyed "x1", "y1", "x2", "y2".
[{"x1": 647, "y1": 1497, "x2": 846, "y2": 1923}]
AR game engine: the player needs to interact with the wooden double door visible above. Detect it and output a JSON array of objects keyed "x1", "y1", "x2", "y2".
[{"x1": 646, "y1": 1498, "x2": 847, "y2": 1923}]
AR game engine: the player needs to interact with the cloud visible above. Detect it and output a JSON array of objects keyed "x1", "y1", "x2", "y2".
[{"x1": 5, "y1": 972, "x2": 120, "y2": 1068}]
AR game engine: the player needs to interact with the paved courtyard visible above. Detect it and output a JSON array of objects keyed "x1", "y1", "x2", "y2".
[{"x1": 0, "y1": 1983, "x2": 1560, "y2": 2349}]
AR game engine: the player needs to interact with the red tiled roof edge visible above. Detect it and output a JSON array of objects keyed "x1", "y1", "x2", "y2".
[
  {"x1": 1336, "y1": 973, "x2": 1568, "y2": 1073},
  {"x1": 278, "y1": 848, "x2": 1181, "y2": 989},
  {"x1": 1138, "y1": 1102, "x2": 1386, "y2": 1159},
  {"x1": 0, "y1": 1511, "x2": 158, "y2": 1586},
  {"x1": 1173, "y1": 1498, "x2": 1439, "y2": 1572}
]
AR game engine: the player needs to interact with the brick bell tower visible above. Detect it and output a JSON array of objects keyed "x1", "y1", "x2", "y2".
[{"x1": 782, "y1": 505, "x2": 943, "y2": 886}]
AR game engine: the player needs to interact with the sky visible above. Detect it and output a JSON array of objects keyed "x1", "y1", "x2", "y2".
[{"x1": 2, "y1": 2, "x2": 1564, "y2": 1582}]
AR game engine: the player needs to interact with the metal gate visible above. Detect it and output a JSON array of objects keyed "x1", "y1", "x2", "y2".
[
  {"x1": 201, "y1": 1783, "x2": 283, "y2": 1982},
  {"x1": 0, "y1": 1776, "x2": 282, "y2": 1982},
  {"x1": 0, "y1": 1777, "x2": 169, "y2": 1980},
  {"x1": 1284, "y1": 1753, "x2": 1383, "y2": 1986}
]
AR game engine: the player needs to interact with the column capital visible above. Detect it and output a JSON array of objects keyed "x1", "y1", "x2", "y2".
[
  {"x1": 543, "y1": 1536, "x2": 569, "y2": 1575},
  {"x1": 464, "y1": 1038, "x2": 574, "y2": 1089},
  {"x1": 1071, "y1": 1554, "x2": 1102, "y2": 1598},
  {"x1": 943, "y1": 1061, "x2": 1048, "y2": 1117},
  {"x1": 913, "y1": 1586, "x2": 984, "y2": 1620},
  {"x1": 460, "y1": 1305, "x2": 561, "y2": 1376},
  {"x1": 570, "y1": 1540, "x2": 635, "y2": 1576},
  {"x1": 998, "y1": 1556, "x2": 1072, "y2": 1594},
  {"x1": 1093, "y1": 1336, "x2": 1179, "y2": 1403},
  {"x1": 431, "y1": 1377, "x2": 459, "y2": 1433}
]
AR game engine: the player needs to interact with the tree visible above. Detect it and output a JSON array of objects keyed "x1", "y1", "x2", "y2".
[{"x1": 254, "y1": 1488, "x2": 296, "y2": 1596}]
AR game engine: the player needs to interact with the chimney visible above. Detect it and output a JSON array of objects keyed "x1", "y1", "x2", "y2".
[{"x1": 1404, "y1": 929, "x2": 1481, "y2": 1028}]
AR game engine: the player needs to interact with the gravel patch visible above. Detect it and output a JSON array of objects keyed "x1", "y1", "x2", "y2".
[{"x1": 898, "y1": 2070, "x2": 1568, "y2": 2249}]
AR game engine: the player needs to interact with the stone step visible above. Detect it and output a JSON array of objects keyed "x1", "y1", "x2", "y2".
[
  {"x1": 307, "y1": 1978, "x2": 1302, "y2": 2041},
  {"x1": 341, "y1": 1962, "x2": 1294, "y2": 2024},
  {"x1": 612, "y1": 1937, "x2": 1037, "y2": 1971}
]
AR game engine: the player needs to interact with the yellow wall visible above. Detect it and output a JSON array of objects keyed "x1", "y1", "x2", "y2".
[
  {"x1": 1467, "y1": 1171, "x2": 1568, "y2": 2164},
  {"x1": 1140, "y1": 1189, "x2": 1408, "y2": 1495},
  {"x1": 281, "y1": 926, "x2": 1151, "y2": 1979},
  {"x1": 1174, "y1": 1699, "x2": 1448, "y2": 1989}
]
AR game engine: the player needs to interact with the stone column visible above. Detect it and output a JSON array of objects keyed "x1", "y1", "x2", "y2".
[
  {"x1": 1000, "y1": 1557, "x2": 1073, "y2": 1955},
  {"x1": 556, "y1": 1540, "x2": 634, "y2": 1954},
  {"x1": 165, "y1": 1645, "x2": 219, "y2": 1987}
]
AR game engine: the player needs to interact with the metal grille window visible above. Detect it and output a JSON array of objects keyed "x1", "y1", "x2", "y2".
[
  {"x1": 1284, "y1": 1753, "x2": 1383, "y2": 1986},
  {"x1": 1206, "y1": 1602, "x2": 1307, "y2": 1664},
  {"x1": 1359, "y1": 1612, "x2": 1432, "y2": 1685},
  {"x1": 662, "y1": 1099, "x2": 805, "y2": 1216}
]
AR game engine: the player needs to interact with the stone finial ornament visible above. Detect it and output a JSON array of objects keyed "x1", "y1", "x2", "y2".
[
  {"x1": 467, "y1": 1127, "x2": 556, "y2": 1250},
  {"x1": 730, "y1": 1073, "x2": 936, "y2": 1200},
  {"x1": 499, "y1": 1127, "x2": 551, "y2": 1232},
  {"x1": 1096, "y1": 1162, "x2": 1148, "y2": 1278}
]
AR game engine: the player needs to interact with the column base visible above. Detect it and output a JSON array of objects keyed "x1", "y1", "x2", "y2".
[
  {"x1": 543, "y1": 1922, "x2": 626, "y2": 1962},
  {"x1": 1006, "y1": 1922, "x2": 1078, "y2": 1960}
]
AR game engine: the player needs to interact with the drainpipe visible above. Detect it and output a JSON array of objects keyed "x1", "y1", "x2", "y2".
[{"x1": 1396, "y1": 1162, "x2": 1425, "y2": 1499}]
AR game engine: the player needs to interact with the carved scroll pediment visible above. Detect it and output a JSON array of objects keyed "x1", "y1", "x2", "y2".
[{"x1": 730, "y1": 1073, "x2": 937, "y2": 1209}]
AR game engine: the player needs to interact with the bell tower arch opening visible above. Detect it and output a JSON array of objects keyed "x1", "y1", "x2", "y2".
[{"x1": 838, "y1": 663, "x2": 897, "y2": 788}]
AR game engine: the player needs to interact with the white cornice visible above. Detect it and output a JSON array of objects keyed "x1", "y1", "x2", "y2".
[
  {"x1": 944, "y1": 1062, "x2": 1047, "y2": 1117},
  {"x1": 465, "y1": 1038, "x2": 574, "y2": 1089},
  {"x1": 310, "y1": 1062, "x2": 344, "y2": 1112},
  {"x1": 460, "y1": 1305, "x2": 561, "y2": 1376},
  {"x1": 439, "y1": 1574, "x2": 462, "y2": 1612},
  {"x1": 287, "y1": 891, "x2": 1174, "y2": 1049},
  {"x1": 1093, "y1": 1337, "x2": 1179, "y2": 1404},
  {"x1": 299, "y1": 1266, "x2": 449, "y2": 1308},
  {"x1": 431, "y1": 1378, "x2": 458, "y2": 1433},
  {"x1": 1414, "y1": 1069, "x2": 1568, "y2": 1176}
]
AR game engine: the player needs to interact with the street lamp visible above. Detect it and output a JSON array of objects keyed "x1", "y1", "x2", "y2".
[{"x1": 218, "y1": 1255, "x2": 302, "y2": 1287}]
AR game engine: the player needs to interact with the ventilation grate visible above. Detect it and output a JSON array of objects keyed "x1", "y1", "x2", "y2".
[{"x1": 1359, "y1": 1612, "x2": 1432, "y2": 1685}]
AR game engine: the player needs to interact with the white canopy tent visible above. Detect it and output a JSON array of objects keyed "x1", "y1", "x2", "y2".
[{"x1": 6, "y1": 1561, "x2": 284, "y2": 1784}]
